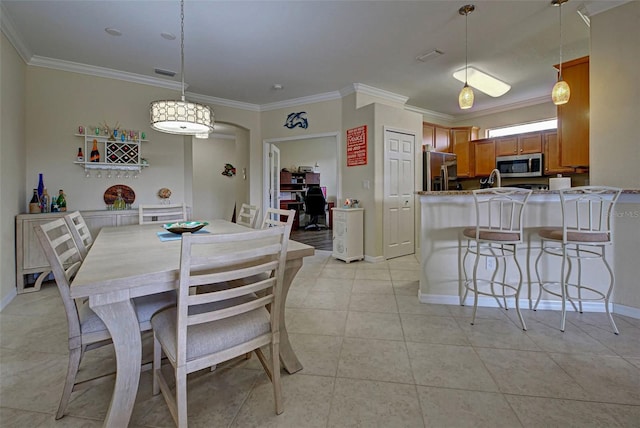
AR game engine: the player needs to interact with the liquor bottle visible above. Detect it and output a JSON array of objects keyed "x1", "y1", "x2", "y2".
[
  {"x1": 57, "y1": 189, "x2": 67, "y2": 212},
  {"x1": 37, "y1": 173, "x2": 44, "y2": 204},
  {"x1": 77, "y1": 147, "x2": 84, "y2": 162},
  {"x1": 41, "y1": 188, "x2": 50, "y2": 213},
  {"x1": 113, "y1": 188, "x2": 126, "y2": 210},
  {"x1": 90, "y1": 139, "x2": 100, "y2": 162},
  {"x1": 29, "y1": 189, "x2": 41, "y2": 213},
  {"x1": 50, "y1": 193, "x2": 58, "y2": 213}
]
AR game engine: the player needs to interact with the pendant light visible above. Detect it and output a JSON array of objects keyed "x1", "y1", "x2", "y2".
[
  {"x1": 458, "y1": 4, "x2": 475, "y2": 110},
  {"x1": 551, "y1": 0, "x2": 571, "y2": 105},
  {"x1": 150, "y1": 0, "x2": 214, "y2": 135}
]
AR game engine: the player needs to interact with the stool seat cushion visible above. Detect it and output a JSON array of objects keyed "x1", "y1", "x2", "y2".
[
  {"x1": 463, "y1": 227, "x2": 521, "y2": 242},
  {"x1": 538, "y1": 228, "x2": 610, "y2": 243}
]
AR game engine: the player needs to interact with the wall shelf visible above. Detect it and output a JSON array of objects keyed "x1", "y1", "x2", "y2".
[{"x1": 75, "y1": 129, "x2": 149, "y2": 171}]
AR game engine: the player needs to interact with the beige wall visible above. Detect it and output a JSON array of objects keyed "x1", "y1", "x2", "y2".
[{"x1": 1, "y1": 33, "x2": 27, "y2": 308}]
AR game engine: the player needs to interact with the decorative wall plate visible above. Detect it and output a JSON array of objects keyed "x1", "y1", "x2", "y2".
[{"x1": 103, "y1": 184, "x2": 136, "y2": 205}]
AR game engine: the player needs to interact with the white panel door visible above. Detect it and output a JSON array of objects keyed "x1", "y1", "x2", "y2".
[
  {"x1": 268, "y1": 145, "x2": 281, "y2": 212},
  {"x1": 384, "y1": 130, "x2": 415, "y2": 259}
]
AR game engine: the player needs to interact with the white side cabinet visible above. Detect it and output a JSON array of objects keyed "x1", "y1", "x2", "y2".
[{"x1": 331, "y1": 208, "x2": 364, "y2": 263}]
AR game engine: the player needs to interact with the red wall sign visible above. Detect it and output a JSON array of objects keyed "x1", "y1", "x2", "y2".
[{"x1": 346, "y1": 125, "x2": 367, "y2": 167}]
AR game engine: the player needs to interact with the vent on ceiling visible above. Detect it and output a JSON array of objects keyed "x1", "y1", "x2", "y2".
[
  {"x1": 416, "y1": 49, "x2": 444, "y2": 62},
  {"x1": 155, "y1": 68, "x2": 176, "y2": 77}
]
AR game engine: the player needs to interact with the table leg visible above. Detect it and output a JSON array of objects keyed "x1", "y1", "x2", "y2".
[
  {"x1": 90, "y1": 295, "x2": 141, "y2": 428},
  {"x1": 280, "y1": 258, "x2": 304, "y2": 374}
]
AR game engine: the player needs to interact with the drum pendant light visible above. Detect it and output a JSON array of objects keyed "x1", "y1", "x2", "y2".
[
  {"x1": 150, "y1": 0, "x2": 214, "y2": 135},
  {"x1": 551, "y1": 0, "x2": 571, "y2": 105},
  {"x1": 458, "y1": 5, "x2": 475, "y2": 110}
]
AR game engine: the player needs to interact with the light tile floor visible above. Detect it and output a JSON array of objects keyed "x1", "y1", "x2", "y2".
[{"x1": 2, "y1": 251, "x2": 640, "y2": 427}]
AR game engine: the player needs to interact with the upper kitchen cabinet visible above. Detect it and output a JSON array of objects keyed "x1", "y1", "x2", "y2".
[
  {"x1": 422, "y1": 122, "x2": 451, "y2": 152},
  {"x1": 474, "y1": 139, "x2": 496, "y2": 177},
  {"x1": 543, "y1": 131, "x2": 575, "y2": 175},
  {"x1": 556, "y1": 56, "x2": 589, "y2": 167},
  {"x1": 451, "y1": 126, "x2": 479, "y2": 177},
  {"x1": 495, "y1": 133, "x2": 542, "y2": 156}
]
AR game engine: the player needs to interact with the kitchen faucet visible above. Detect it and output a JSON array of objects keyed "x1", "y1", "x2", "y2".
[{"x1": 480, "y1": 168, "x2": 502, "y2": 188}]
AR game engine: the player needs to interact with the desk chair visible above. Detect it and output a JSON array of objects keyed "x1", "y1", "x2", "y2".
[
  {"x1": 534, "y1": 186, "x2": 622, "y2": 333},
  {"x1": 139, "y1": 203, "x2": 187, "y2": 225},
  {"x1": 35, "y1": 219, "x2": 175, "y2": 419},
  {"x1": 64, "y1": 211, "x2": 93, "y2": 259},
  {"x1": 304, "y1": 187, "x2": 327, "y2": 230},
  {"x1": 461, "y1": 188, "x2": 532, "y2": 330},
  {"x1": 151, "y1": 225, "x2": 292, "y2": 426},
  {"x1": 236, "y1": 203, "x2": 260, "y2": 228}
]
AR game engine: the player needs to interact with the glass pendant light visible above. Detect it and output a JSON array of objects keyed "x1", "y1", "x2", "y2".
[
  {"x1": 150, "y1": 0, "x2": 214, "y2": 135},
  {"x1": 458, "y1": 5, "x2": 475, "y2": 110},
  {"x1": 551, "y1": 0, "x2": 571, "y2": 105}
]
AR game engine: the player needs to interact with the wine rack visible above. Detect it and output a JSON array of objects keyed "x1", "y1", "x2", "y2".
[{"x1": 74, "y1": 127, "x2": 149, "y2": 171}]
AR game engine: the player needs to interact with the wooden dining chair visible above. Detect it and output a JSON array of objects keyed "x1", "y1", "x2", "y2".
[
  {"x1": 139, "y1": 203, "x2": 188, "y2": 225},
  {"x1": 35, "y1": 218, "x2": 176, "y2": 420},
  {"x1": 261, "y1": 207, "x2": 296, "y2": 229},
  {"x1": 150, "y1": 224, "x2": 292, "y2": 427},
  {"x1": 63, "y1": 211, "x2": 93, "y2": 259},
  {"x1": 236, "y1": 203, "x2": 260, "y2": 228}
]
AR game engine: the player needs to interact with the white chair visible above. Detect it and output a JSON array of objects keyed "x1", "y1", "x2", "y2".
[
  {"x1": 64, "y1": 211, "x2": 93, "y2": 259},
  {"x1": 461, "y1": 187, "x2": 532, "y2": 330},
  {"x1": 150, "y1": 224, "x2": 292, "y2": 427},
  {"x1": 236, "y1": 203, "x2": 260, "y2": 228},
  {"x1": 261, "y1": 207, "x2": 296, "y2": 229},
  {"x1": 534, "y1": 186, "x2": 622, "y2": 333},
  {"x1": 139, "y1": 203, "x2": 187, "y2": 225},
  {"x1": 35, "y1": 218, "x2": 176, "y2": 420}
]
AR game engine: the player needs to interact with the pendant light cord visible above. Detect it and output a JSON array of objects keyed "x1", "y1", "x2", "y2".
[
  {"x1": 465, "y1": 10, "x2": 468, "y2": 84},
  {"x1": 558, "y1": 2, "x2": 563, "y2": 81},
  {"x1": 180, "y1": 0, "x2": 186, "y2": 101}
]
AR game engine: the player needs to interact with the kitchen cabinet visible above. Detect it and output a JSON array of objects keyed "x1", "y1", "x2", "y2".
[
  {"x1": 543, "y1": 131, "x2": 575, "y2": 175},
  {"x1": 451, "y1": 126, "x2": 480, "y2": 177},
  {"x1": 332, "y1": 208, "x2": 364, "y2": 263},
  {"x1": 495, "y1": 133, "x2": 542, "y2": 156},
  {"x1": 557, "y1": 56, "x2": 589, "y2": 167},
  {"x1": 474, "y1": 139, "x2": 496, "y2": 177},
  {"x1": 15, "y1": 210, "x2": 138, "y2": 293},
  {"x1": 422, "y1": 122, "x2": 451, "y2": 152}
]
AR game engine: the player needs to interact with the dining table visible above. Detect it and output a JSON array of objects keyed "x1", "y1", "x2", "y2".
[{"x1": 70, "y1": 219, "x2": 315, "y2": 427}]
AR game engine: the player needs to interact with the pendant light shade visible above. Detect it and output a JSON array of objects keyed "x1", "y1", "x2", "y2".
[
  {"x1": 150, "y1": 0, "x2": 214, "y2": 135},
  {"x1": 551, "y1": 0, "x2": 571, "y2": 105},
  {"x1": 458, "y1": 5, "x2": 475, "y2": 110}
]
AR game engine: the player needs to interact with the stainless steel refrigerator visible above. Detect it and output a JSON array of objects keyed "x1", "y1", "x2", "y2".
[{"x1": 423, "y1": 149, "x2": 457, "y2": 191}]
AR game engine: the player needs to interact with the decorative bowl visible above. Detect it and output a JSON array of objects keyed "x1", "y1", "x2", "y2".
[{"x1": 163, "y1": 221, "x2": 208, "y2": 235}]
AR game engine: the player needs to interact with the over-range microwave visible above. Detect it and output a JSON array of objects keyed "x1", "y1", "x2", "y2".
[{"x1": 496, "y1": 153, "x2": 543, "y2": 178}]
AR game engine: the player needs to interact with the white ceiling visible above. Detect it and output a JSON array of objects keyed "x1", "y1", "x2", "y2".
[{"x1": 0, "y1": 1, "x2": 627, "y2": 118}]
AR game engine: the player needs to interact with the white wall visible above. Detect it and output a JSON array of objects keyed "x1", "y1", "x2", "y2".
[{"x1": 0, "y1": 33, "x2": 26, "y2": 308}]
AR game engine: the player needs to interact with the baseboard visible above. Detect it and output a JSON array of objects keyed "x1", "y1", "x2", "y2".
[
  {"x1": 364, "y1": 255, "x2": 385, "y2": 263},
  {"x1": 418, "y1": 292, "x2": 639, "y2": 319},
  {"x1": 0, "y1": 288, "x2": 17, "y2": 312}
]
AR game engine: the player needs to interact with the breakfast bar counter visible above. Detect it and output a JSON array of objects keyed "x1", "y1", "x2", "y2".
[{"x1": 416, "y1": 190, "x2": 640, "y2": 317}]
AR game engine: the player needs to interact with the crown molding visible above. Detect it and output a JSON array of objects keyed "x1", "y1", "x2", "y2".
[
  {"x1": 340, "y1": 83, "x2": 410, "y2": 105},
  {"x1": 0, "y1": 2, "x2": 32, "y2": 63},
  {"x1": 186, "y1": 92, "x2": 261, "y2": 112},
  {"x1": 260, "y1": 91, "x2": 342, "y2": 112},
  {"x1": 453, "y1": 95, "x2": 551, "y2": 121},
  {"x1": 404, "y1": 105, "x2": 455, "y2": 122}
]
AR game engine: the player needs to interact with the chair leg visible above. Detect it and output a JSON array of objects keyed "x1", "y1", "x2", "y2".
[
  {"x1": 271, "y1": 340, "x2": 283, "y2": 415},
  {"x1": 560, "y1": 247, "x2": 568, "y2": 332},
  {"x1": 471, "y1": 247, "x2": 480, "y2": 326},
  {"x1": 152, "y1": 333, "x2": 161, "y2": 396},
  {"x1": 533, "y1": 242, "x2": 546, "y2": 311},
  {"x1": 461, "y1": 242, "x2": 471, "y2": 305},
  {"x1": 56, "y1": 346, "x2": 82, "y2": 419},
  {"x1": 602, "y1": 246, "x2": 619, "y2": 335},
  {"x1": 513, "y1": 250, "x2": 527, "y2": 331},
  {"x1": 176, "y1": 366, "x2": 188, "y2": 427}
]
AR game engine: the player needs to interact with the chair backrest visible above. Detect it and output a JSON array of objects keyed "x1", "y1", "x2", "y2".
[
  {"x1": 139, "y1": 203, "x2": 187, "y2": 225},
  {"x1": 559, "y1": 186, "x2": 621, "y2": 244},
  {"x1": 34, "y1": 219, "x2": 84, "y2": 342},
  {"x1": 175, "y1": 224, "x2": 292, "y2": 369},
  {"x1": 261, "y1": 208, "x2": 296, "y2": 229},
  {"x1": 236, "y1": 203, "x2": 260, "y2": 229},
  {"x1": 64, "y1": 211, "x2": 93, "y2": 259},
  {"x1": 471, "y1": 187, "x2": 532, "y2": 243},
  {"x1": 305, "y1": 187, "x2": 326, "y2": 215}
]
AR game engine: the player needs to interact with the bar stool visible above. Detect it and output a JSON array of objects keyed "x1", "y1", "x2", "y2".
[
  {"x1": 462, "y1": 188, "x2": 532, "y2": 330},
  {"x1": 534, "y1": 186, "x2": 622, "y2": 333}
]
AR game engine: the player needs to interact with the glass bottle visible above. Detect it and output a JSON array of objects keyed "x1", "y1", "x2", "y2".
[
  {"x1": 90, "y1": 139, "x2": 100, "y2": 162},
  {"x1": 29, "y1": 189, "x2": 41, "y2": 213},
  {"x1": 57, "y1": 189, "x2": 67, "y2": 212},
  {"x1": 113, "y1": 188, "x2": 125, "y2": 210},
  {"x1": 51, "y1": 193, "x2": 58, "y2": 212},
  {"x1": 41, "y1": 188, "x2": 50, "y2": 213},
  {"x1": 77, "y1": 147, "x2": 84, "y2": 162},
  {"x1": 37, "y1": 173, "x2": 44, "y2": 204}
]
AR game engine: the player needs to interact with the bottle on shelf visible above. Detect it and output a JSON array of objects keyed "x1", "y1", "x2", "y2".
[
  {"x1": 29, "y1": 189, "x2": 41, "y2": 214},
  {"x1": 77, "y1": 147, "x2": 84, "y2": 162},
  {"x1": 90, "y1": 139, "x2": 100, "y2": 162},
  {"x1": 41, "y1": 188, "x2": 50, "y2": 213},
  {"x1": 37, "y1": 173, "x2": 44, "y2": 203},
  {"x1": 50, "y1": 193, "x2": 58, "y2": 213},
  {"x1": 57, "y1": 189, "x2": 67, "y2": 212},
  {"x1": 113, "y1": 188, "x2": 126, "y2": 210}
]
